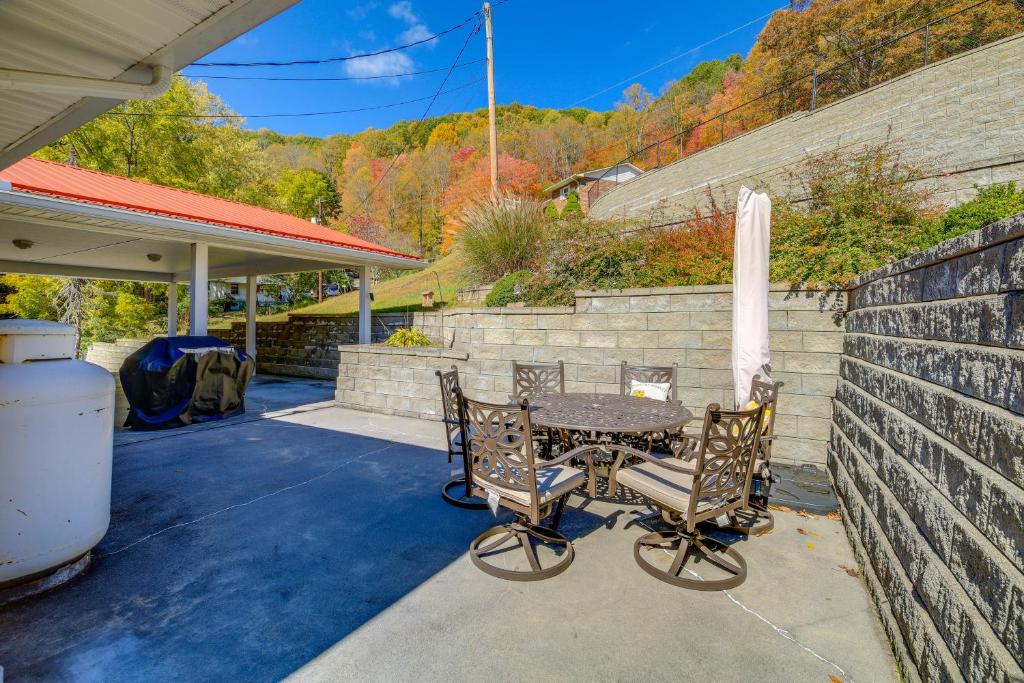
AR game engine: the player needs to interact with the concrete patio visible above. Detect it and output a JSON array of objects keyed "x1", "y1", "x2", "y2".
[{"x1": 0, "y1": 376, "x2": 897, "y2": 682}]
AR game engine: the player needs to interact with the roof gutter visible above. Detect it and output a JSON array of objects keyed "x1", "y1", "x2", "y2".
[{"x1": 0, "y1": 64, "x2": 171, "y2": 100}]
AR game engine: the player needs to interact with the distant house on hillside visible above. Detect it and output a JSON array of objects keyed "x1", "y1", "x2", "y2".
[{"x1": 543, "y1": 162, "x2": 643, "y2": 214}]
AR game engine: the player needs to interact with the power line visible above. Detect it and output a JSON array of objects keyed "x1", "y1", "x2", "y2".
[
  {"x1": 181, "y1": 59, "x2": 486, "y2": 82},
  {"x1": 193, "y1": 12, "x2": 480, "y2": 67},
  {"x1": 357, "y1": 18, "x2": 483, "y2": 216},
  {"x1": 100, "y1": 76, "x2": 486, "y2": 119},
  {"x1": 566, "y1": 5, "x2": 787, "y2": 108},
  {"x1": 593, "y1": 0, "x2": 994, "y2": 173}
]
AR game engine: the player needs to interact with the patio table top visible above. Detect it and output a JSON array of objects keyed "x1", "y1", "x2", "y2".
[{"x1": 528, "y1": 392, "x2": 693, "y2": 434}]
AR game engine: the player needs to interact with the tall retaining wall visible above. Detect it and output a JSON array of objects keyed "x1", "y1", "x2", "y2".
[
  {"x1": 829, "y1": 211, "x2": 1024, "y2": 681},
  {"x1": 335, "y1": 284, "x2": 844, "y2": 466},
  {"x1": 590, "y1": 34, "x2": 1024, "y2": 223}
]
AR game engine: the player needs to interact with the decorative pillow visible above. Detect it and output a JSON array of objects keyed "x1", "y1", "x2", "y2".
[
  {"x1": 744, "y1": 399, "x2": 773, "y2": 435},
  {"x1": 629, "y1": 380, "x2": 671, "y2": 402}
]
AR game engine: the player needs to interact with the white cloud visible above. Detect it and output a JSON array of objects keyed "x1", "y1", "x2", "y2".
[
  {"x1": 348, "y1": 2, "x2": 379, "y2": 20},
  {"x1": 399, "y1": 23, "x2": 435, "y2": 47},
  {"x1": 344, "y1": 51, "x2": 414, "y2": 85},
  {"x1": 388, "y1": 1, "x2": 417, "y2": 24}
]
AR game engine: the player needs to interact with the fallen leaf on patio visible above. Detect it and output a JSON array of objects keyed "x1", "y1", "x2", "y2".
[
  {"x1": 797, "y1": 527, "x2": 808, "y2": 535},
  {"x1": 827, "y1": 510, "x2": 841, "y2": 521},
  {"x1": 830, "y1": 676, "x2": 844, "y2": 683},
  {"x1": 796, "y1": 510, "x2": 818, "y2": 519},
  {"x1": 807, "y1": 542, "x2": 815, "y2": 550},
  {"x1": 768, "y1": 504, "x2": 791, "y2": 512}
]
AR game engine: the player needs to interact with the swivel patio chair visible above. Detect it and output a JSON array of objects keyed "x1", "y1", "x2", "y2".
[
  {"x1": 738, "y1": 374, "x2": 783, "y2": 533},
  {"x1": 612, "y1": 402, "x2": 766, "y2": 590},
  {"x1": 436, "y1": 366, "x2": 487, "y2": 509},
  {"x1": 456, "y1": 390, "x2": 603, "y2": 581},
  {"x1": 619, "y1": 361, "x2": 678, "y2": 403},
  {"x1": 511, "y1": 360, "x2": 564, "y2": 458},
  {"x1": 511, "y1": 360, "x2": 565, "y2": 399}
]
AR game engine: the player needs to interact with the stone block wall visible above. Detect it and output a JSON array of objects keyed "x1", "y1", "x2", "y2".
[
  {"x1": 829, "y1": 211, "x2": 1024, "y2": 680},
  {"x1": 336, "y1": 284, "x2": 844, "y2": 466},
  {"x1": 214, "y1": 313, "x2": 412, "y2": 379},
  {"x1": 590, "y1": 34, "x2": 1024, "y2": 223}
]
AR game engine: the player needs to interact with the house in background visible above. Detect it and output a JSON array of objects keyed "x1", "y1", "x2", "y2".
[{"x1": 543, "y1": 162, "x2": 643, "y2": 214}]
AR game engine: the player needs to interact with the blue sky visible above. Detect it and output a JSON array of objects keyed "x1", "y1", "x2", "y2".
[{"x1": 184, "y1": 0, "x2": 783, "y2": 137}]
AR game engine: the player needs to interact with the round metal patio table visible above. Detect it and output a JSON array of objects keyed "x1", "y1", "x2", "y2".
[{"x1": 528, "y1": 393, "x2": 693, "y2": 497}]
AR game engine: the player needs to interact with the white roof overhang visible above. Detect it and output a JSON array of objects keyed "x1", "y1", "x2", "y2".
[{"x1": 0, "y1": 0, "x2": 301, "y2": 170}]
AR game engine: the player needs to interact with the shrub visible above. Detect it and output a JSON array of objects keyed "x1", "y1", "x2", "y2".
[
  {"x1": 646, "y1": 192, "x2": 735, "y2": 286},
  {"x1": 769, "y1": 141, "x2": 940, "y2": 289},
  {"x1": 544, "y1": 202, "x2": 560, "y2": 221},
  {"x1": 561, "y1": 190, "x2": 582, "y2": 217},
  {"x1": 937, "y1": 183, "x2": 1024, "y2": 239},
  {"x1": 485, "y1": 270, "x2": 532, "y2": 307},
  {"x1": 383, "y1": 326, "x2": 432, "y2": 347},
  {"x1": 457, "y1": 193, "x2": 547, "y2": 282},
  {"x1": 527, "y1": 217, "x2": 650, "y2": 306}
]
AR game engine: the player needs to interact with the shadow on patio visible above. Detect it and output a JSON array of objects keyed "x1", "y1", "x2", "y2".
[{"x1": 0, "y1": 383, "x2": 896, "y2": 682}]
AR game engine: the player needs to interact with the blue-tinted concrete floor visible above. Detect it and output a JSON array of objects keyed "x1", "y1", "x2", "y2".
[{"x1": 0, "y1": 377, "x2": 897, "y2": 682}]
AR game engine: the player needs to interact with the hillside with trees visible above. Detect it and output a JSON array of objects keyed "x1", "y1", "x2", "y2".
[{"x1": 3, "y1": 0, "x2": 1022, "y2": 344}]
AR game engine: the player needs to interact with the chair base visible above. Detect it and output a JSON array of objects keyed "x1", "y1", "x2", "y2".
[
  {"x1": 634, "y1": 529, "x2": 747, "y2": 591},
  {"x1": 441, "y1": 477, "x2": 489, "y2": 509},
  {"x1": 716, "y1": 505, "x2": 774, "y2": 536},
  {"x1": 470, "y1": 521, "x2": 574, "y2": 581}
]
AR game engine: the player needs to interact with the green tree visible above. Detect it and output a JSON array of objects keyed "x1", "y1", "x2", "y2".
[
  {"x1": 276, "y1": 168, "x2": 340, "y2": 221},
  {"x1": 561, "y1": 190, "x2": 583, "y2": 217}
]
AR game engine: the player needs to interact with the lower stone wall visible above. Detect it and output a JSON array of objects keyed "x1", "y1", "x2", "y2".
[
  {"x1": 84, "y1": 338, "x2": 148, "y2": 427},
  {"x1": 214, "y1": 313, "x2": 413, "y2": 379},
  {"x1": 336, "y1": 284, "x2": 844, "y2": 466},
  {"x1": 829, "y1": 212, "x2": 1024, "y2": 680}
]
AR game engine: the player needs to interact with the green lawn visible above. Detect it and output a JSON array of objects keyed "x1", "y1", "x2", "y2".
[{"x1": 258, "y1": 252, "x2": 472, "y2": 322}]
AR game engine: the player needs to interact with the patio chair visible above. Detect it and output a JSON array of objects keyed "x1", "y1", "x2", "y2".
[
  {"x1": 619, "y1": 361, "x2": 678, "y2": 403},
  {"x1": 511, "y1": 360, "x2": 565, "y2": 399},
  {"x1": 456, "y1": 390, "x2": 603, "y2": 581},
  {"x1": 511, "y1": 360, "x2": 564, "y2": 457},
  {"x1": 612, "y1": 402, "x2": 766, "y2": 590},
  {"x1": 436, "y1": 366, "x2": 487, "y2": 509}
]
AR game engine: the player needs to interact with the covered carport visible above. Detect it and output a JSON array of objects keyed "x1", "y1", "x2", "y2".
[{"x1": 0, "y1": 157, "x2": 423, "y2": 355}]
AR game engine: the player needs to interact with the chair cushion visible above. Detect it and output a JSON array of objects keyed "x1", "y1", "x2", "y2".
[
  {"x1": 616, "y1": 461, "x2": 707, "y2": 514},
  {"x1": 629, "y1": 380, "x2": 671, "y2": 401},
  {"x1": 476, "y1": 464, "x2": 585, "y2": 507}
]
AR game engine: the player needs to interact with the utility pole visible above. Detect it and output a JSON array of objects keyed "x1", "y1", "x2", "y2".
[
  {"x1": 483, "y1": 2, "x2": 498, "y2": 196},
  {"x1": 315, "y1": 197, "x2": 324, "y2": 303}
]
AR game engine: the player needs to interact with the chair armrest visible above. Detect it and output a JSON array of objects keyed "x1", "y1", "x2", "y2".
[{"x1": 543, "y1": 444, "x2": 611, "y2": 467}]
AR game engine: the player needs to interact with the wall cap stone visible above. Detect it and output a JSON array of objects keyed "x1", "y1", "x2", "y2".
[
  {"x1": 336, "y1": 344, "x2": 469, "y2": 360},
  {"x1": 575, "y1": 283, "x2": 837, "y2": 297},
  {"x1": 848, "y1": 210, "x2": 1024, "y2": 289}
]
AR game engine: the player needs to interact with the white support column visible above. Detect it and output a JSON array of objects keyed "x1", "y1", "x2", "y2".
[
  {"x1": 358, "y1": 265, "x2": 371, "y2": 345},
  {"x1": 167, "y1": 282, "x2": 178, "y2": 337},
  {"x1": 245, "y1": 274, "x2": 257, "y2": 360},
  {"x1": 189, "y1": 242, "x2": 208, "y2": 336}
]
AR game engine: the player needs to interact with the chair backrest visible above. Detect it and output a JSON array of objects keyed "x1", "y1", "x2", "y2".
[
  {"x1": 511, "y1": 360, "x2": 565, "y2": 399},
  {"x1": 749, "y1": 374, "x2": 783, "y2": 463},
  {"x1": 686, "y1": 402, "x2": 766, "y2": 530},
  {"x1": 620, "y1": 361, "x2": 678, "y2": 402},
  {"x1": 435, "y1": 365, "x2": 462, "y2": 454},
  {"x1": 456, "y1": 390, "x2": 541, "y2": 512}
]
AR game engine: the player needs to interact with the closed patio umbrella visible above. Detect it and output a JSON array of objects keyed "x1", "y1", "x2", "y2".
[{"x1": 732, "y1": 186, "x2": 773, "y2": 407}]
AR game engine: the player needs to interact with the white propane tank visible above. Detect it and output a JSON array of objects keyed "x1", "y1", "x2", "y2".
[{"x1": 0, "y1": 320, "x2": 114, "y2": 589}]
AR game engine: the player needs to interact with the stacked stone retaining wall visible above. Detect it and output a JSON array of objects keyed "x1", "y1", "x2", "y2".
[
  {"x1": 829, "y1": 211, "x2": 1024, "y2": 680},
  {"x1": 336, "y1": 284, "x2": 844, "y2": 466},
  {"x1": 590, "y1": 34, "x2": 1024, "y2": 223}
]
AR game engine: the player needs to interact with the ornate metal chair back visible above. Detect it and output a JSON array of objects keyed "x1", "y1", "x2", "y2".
[
  {"x1": 435, "y1": 366, "x2": 463, "y2": 462},
  {"x1": 620, "y1": 361, "x2": 679, "y2": 403},
  {"x1": 686, "y1": 402, "x2": 766, "y2": 531},
  {"x1": 456, "y1": 390, "x2": 542, "y2": 518},
  {"x1": 749, "y1": 374, "x2": 783, "y2": 463},
  {"x1": 511, "y1": 360, "x2": 565, "y2": 399}
]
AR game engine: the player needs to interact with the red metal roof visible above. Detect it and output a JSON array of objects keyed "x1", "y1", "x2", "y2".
[{"x1": 0, "y1": 157, "x2": 419, "y2": 262}]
